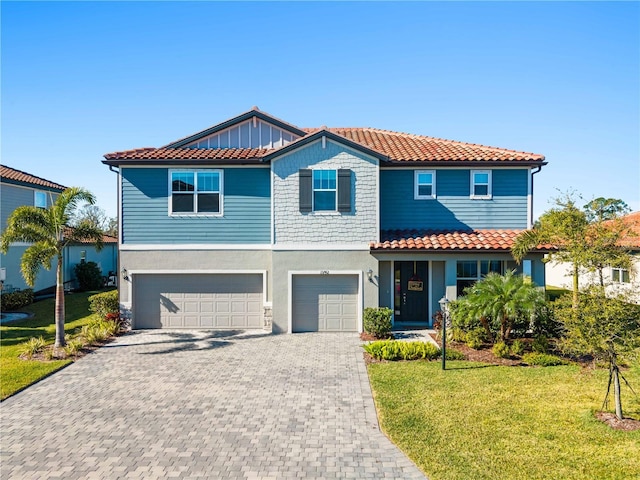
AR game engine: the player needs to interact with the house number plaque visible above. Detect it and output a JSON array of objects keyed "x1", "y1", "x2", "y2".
[{"x1": 408, "y1": 280, "x2": 423, "y2": 291}]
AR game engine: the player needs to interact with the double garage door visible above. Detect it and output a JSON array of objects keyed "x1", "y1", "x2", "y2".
[
  {"x1": 292, "y1": 274, "x2": 359, "y2": 332},
  {"x1": 133, "y1": 274, "x2": 263, "y2": 329}
]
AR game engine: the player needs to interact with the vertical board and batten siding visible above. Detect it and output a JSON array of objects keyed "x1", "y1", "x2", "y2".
[
  {"x1": 273, "y1": 140, "x2": 378, "y2": 244},
  {"x1": 121, "y1": 167, "x2": 271, "y2": 244},
  {"x1": 380, "y1": 168, "x2": 529, "y2": 230},
  {"x1": 185, "y1": 118, "x2": 299, "y2": 149}
]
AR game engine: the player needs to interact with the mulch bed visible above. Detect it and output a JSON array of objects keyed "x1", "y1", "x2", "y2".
[{"x1": 596, "y1": 412, "x2": 640, "y2": 431}]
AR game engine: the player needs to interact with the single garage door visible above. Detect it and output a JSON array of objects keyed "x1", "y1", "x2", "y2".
[
  {"x1": 292, "y1": 274, "x2": 359, "y2": 332},
  {"x1": 134, "y1": 274, "x2": 263, "y2": 329}
]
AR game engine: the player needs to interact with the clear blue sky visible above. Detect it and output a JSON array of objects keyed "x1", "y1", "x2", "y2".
[{"x1": 2, "y1": 1, "x2": 639, "y2": 220}]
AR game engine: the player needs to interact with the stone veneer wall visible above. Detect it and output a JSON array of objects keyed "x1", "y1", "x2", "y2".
[{"x1": 273, "y1": 139, "x2": 378, "y2": 244}]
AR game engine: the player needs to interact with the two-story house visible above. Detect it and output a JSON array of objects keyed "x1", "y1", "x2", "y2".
[
  {"x1": 1, "y1": 164, "x2": 118, "y2": 295},
  {"x1": 103, "y1": 108, "x2": 548, "y2": 333}
]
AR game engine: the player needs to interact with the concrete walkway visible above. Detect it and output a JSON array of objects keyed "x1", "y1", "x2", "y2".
[{"x1": 1, "y1": 330, "x2": 426, "y2": 479}]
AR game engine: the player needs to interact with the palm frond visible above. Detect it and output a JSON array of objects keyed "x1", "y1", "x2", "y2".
[
  {"x1": 0, "y1": 206, "x2": 51, "y2": 252},
  {"x1": 66, "y1": 222, "x2": 105, "y2": 251},
  {"x1": 21, "y1": 244, "x2": 56, "y2": 287},
  {"x1": 511, "y1": 229, "x2": 544, "y2": 264}
]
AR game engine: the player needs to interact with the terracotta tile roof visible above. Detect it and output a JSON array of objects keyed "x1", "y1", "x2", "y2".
[
  {"x1": 103, "y1": 114, "x2": 545, "y2": 164},
  {"x1": 1, "y1": 164, "x2": 66, "y2": 191},
  {"x1": 103, "y1": 147, "x2": 269, "y2": 161},
  {"x1": 616, "y1": 211, "x2": 640, "y2": 248},
  {"x1": 372, "y1": 229, "x2": 552, "y2": 251},
  {"x1": 63, "y1": 227, "x2": 117, "y2": 244}
]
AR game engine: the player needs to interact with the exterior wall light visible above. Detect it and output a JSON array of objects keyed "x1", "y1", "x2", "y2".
[{"x1": 367, "y1": 269, "x2": 374, "y2": 282}]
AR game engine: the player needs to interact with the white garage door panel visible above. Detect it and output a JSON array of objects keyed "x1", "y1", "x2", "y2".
[
  {"x1": 135, "y1": 274, "x2": 263, "y2": 329},
  {"x1": 292, "y1": 275, "x2": 359, "y2": 332}
]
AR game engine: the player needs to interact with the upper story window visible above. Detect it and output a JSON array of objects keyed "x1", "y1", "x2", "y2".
[
  {"x1": 299, "y1": 169, "x2": 352, "y2": 214},
  {"x1": 34, "y1": 191, "x2": 47, "y2": 209},
  {"x1": 313, "y1": 170, "x2": 337, "y2": 211},
  {"x1": 414, "y1": 170, "x2": 436, "y2": 199},
  {"x1": 612, "y1": 267, "x2": 630, "y2": 284},
  {"x1": 471, "y1": 170, "x2": 492, "y2": 199},
  {"x1": 170, "y1": 170, "x2": 222, "y2": 215}
]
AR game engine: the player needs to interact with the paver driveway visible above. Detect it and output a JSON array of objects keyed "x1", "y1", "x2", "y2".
[{"x1": 1, "y1": 330, "x2": 426, "y2": 479}]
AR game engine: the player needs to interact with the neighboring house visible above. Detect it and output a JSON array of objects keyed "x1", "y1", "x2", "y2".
[
  {"x1": 103, "y1": 107, "x2": 548, "y2": 333},
  {"x1": 0, "y1": 165, "x2": 117, "y2": 295},
  {"x1": 545, "y1": 211, "x2": 640, "y2": 303}
]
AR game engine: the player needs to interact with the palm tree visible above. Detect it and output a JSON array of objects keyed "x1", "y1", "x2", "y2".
[
  {"x1": 0, "y1": 188, "x2": 104, "y2": 347},
  {"x1": 456, "y1": 270, "x2": 545, "y2": 341}
]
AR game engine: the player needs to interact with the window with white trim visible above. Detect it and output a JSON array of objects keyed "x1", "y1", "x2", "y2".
[
  {"x1": 414, "y1": 170, "x2": 436, "y2": 199},
  {"x1": 170, "y1": 170, "x2": 222, "y2": 215},
  {"x1": 471, "y1": 170, "x2": 492, "y2": 199},
  {"x1": 312, "y1": 170, "x2": 337, "y2": 211},
  {"x1": 34, "y1": 191, "x2": 47, "y2": 209},
  {"x1": 456, "y1": 260, "x2": 503, "y2": 296},
  {"x1": 611, "y1": 267, "x2": 630, "y2": 284}
]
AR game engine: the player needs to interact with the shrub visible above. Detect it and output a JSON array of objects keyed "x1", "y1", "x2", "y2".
[
  {"x1": 363, "y1": 340, "x2": 441, "y2": 361},
  {"x1": 532, "y1": 335, "x2": 549, "y2": 354},
  {"x1": 445, "y1": 349, "x2": 466, "y2": 360},
  {"x1": 0, "y1": 289, "x2": 34, "y2": 312},
  {"x1": 88, "y1": 290, "x2": 119, "y2": 318},
  {"x1": 64, "y1": 338, "x2": 86, "y2": 358},
  {"x1": 363, "y1": 307, "x2": 393, "y2": 339},
  {"x1": 523, "y1": 352, "x2": 568, "y2": 367},
  {"x1": 74, "y1": 261, "x2": 103, "y2": 291},
  {"x1": 492, "y1": 341, "x2": 511, "y2": 359},
  {"x1": 510, "y1": 339, "x2": 525, "y2": 357},
  {"x1": 465, "y1": 328, "x2": 486, "y2": 349},
  {"x1": 20, "y1": 336, "x2": 46, "y2": 359},
  {"x1": 450, "y1": 327, "x2": 467, "y2": 343}
]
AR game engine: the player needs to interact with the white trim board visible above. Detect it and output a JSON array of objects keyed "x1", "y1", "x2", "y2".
[{"x1": 120, "y1": 244, "x2": 272, "y2": 251}]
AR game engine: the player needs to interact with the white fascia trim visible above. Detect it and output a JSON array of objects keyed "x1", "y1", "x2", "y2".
[
  {"x1": 287, "y1": 270, "x2": 364, "y2": 334},
  {"x1": 119, "y1": 165, "x2": 269, "y2": 169},
  {"x1": 126, "y1": 269, "x2": 269, "y2": 306},
  {"x1": 118, "y1": 169, "x2": 123, "y2": 245},
  {"x1": 270, "y1": 166, "x2": 275, "y2": 244},
  {"x1": 379, "y1": 166, "x2": 530, "y2": 170},
  {"x1": 120, "y1": 244, "x2": 272, "y2": 251},
  {"x1": 527, "y1": 167, "x2": 533, "y2": 229},
  {"x1": 272, "y1": 243, "x2": 371, "y2": 251}
]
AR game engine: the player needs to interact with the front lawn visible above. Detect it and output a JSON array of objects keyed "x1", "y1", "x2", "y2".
[
  {"x1": 0, "y1": 290, "x2": 111, "y2": 400},
  {"x1": 368, "y1": 360, "x2": 640, "y2": 480}
]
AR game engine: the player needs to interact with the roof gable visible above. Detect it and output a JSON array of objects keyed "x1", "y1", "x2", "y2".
[
  {"x1": 0, "y1": 164, "x2": 66, "y2": 191},
  {"x1": 164, "y1": 107, "x2": 306, "y2": 148}
]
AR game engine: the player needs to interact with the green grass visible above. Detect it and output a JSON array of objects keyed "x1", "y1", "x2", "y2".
[
  {"x1": 368, "y1": 361, "x2": 640, "y2": 480},
  {"x1": 0, "y1": 290, "x2": 112, "y2": 400}
]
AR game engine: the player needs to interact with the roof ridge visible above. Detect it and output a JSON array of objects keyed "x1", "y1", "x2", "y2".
[{"x1": 0, "y1": 164, "x2": 67, "y2": 190}]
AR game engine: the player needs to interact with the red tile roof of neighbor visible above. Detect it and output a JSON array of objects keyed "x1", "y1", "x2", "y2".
[
  {"x1": 103, "y1": 110, "x2": 545, "y2": 164},
  {"x1": 371, "y1": 229, "x2": 553, "y2": 251},
  {"x1": 0, "y1": 165, "x2": 67, "y2": 191},
  {"x1": 617, "y1": 211, "x2": 640, "y2": 248},
  {"x1": 62, "y1": 227, "x2": 117, "y2": 244}
]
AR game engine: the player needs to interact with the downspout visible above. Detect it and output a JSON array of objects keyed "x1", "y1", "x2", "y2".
[
  {"x1": 530, "y1": 166, "x2": 542, "y2": 228},
  {"x1": 107, "y1": 165, "x2": 120, "y2": 290}
]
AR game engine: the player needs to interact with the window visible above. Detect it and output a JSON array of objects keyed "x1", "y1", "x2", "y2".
[
  {"x1": 170, "y1": 170, "x2": 222, "y2": 215},
  {"x1": 313, "y1": 170, "x2": 337, "y2": 211},
  {"x1": 414, "y1": 170, "x2": 436, "y2": 199},
  {"x1": 456, "y1": 260, "x2": 503, "y2": 296},
  {"x1": 34, "y1": 191, "x2": 47, "y2": 209},
  {"x1": 299, "y1": 169, "x2": 351, "y2": 213},
  {"x1": 612, "y1": 267, "x2": 630, "y2": 284},
  {"x1": 471, "y1": 170, "x2": 492, "y2": 199}
]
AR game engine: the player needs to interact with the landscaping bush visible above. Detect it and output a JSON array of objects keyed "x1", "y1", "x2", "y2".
[
  {"x1": 19, "y1": 336, "x2": 46, "y2": 359},
  {"x1": 532, "y1": 335, "x2": 549, "y2": 354},
  {"x1": 510, "y1": 339, "x2": 525, "y2": 357},
  {"x1": 88, "y1": 290, "x2": 119, "y2": 318},
  {"x1": 465, "y1": 328, "x2": 487, "y2": 349},
  {"x1": 364, "y1": 340, "x2": 440, "y2": 361},
  {"x1": 64, "y1": 338, "x2": 86, "y2": 358},
  {"x1": 0, "y1": 289, "x2": 34, "y2": 311},
  {"x1": 492, "y1": 341, "x2": 511, "y2": 359},
  {"x1": 522, "y1": 352, "x2": 568, "y2": 367},
  {"x1": 74, "y1": 261, "x2": 103, "y2": 291},
  {"x1": 363, "y1": 307, "x2": 393, "y2": 338}
]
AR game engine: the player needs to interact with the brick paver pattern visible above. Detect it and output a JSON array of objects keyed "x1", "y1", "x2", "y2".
[{"x1": 1, "y1": 330, "x2": 426, "y2": 479}]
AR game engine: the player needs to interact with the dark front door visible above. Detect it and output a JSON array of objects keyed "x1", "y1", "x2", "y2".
[{"x1": 394, "y1": 261, "x2": 429, "y2": 325}]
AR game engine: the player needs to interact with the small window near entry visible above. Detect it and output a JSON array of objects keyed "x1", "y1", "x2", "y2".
[
  {"x1": 414, "y1": 170, "x2": 436, "y2": 199},
  {"x1": 170, "y1": 170, "x2": 222, "y2": 215},
  {"x1": 313, "y1": 170, "x2": 337, "y2": 211},
  {"x1": 612, "y1": 267, "x2": 630, "y2": 283},
  {"x1": 34, "y1": 191, "x2": 47, "y2": 209},
  {"x1": 471, "y1": 170, "x2": 492, "y2": 199},
  {"x1": 456, "y1": 260, "x2": 503, "y2": 296}
]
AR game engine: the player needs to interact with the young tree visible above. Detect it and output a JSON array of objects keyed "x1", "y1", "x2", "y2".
[
  {"x1": 0, "y1": 188, "x2": 104, "y2": 347},
  {"x1": 451, "y1": 270, "x2": 545, "y2": 341},
  {"x1": 555, "y1": 287, "x2": 640, "y2": 420}
]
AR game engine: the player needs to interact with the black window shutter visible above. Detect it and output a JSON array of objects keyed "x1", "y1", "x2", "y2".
[
  {"x1": 299, "y1": 169, "x2": 312, "y2": 213},
  {"x1": 337, "y1": 169, "x2": 351, "y2": 213}
]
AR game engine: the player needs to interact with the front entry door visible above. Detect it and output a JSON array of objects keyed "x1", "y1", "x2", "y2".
[{"x1": 394, "y1": 261, "x2": 429, "y2": 325}]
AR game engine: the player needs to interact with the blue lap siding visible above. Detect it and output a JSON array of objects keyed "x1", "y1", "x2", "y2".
[
  {"x1": 380, "y1": 168, "x2": 529, "y2": 230},
  {"x1": 121, "y1": 167, "x2": 271, "y2": 244}
]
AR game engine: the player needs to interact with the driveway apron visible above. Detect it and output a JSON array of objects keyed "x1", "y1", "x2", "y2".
[{"x1": 1, "y1": 330, "x2": 426, "y2": 479}]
